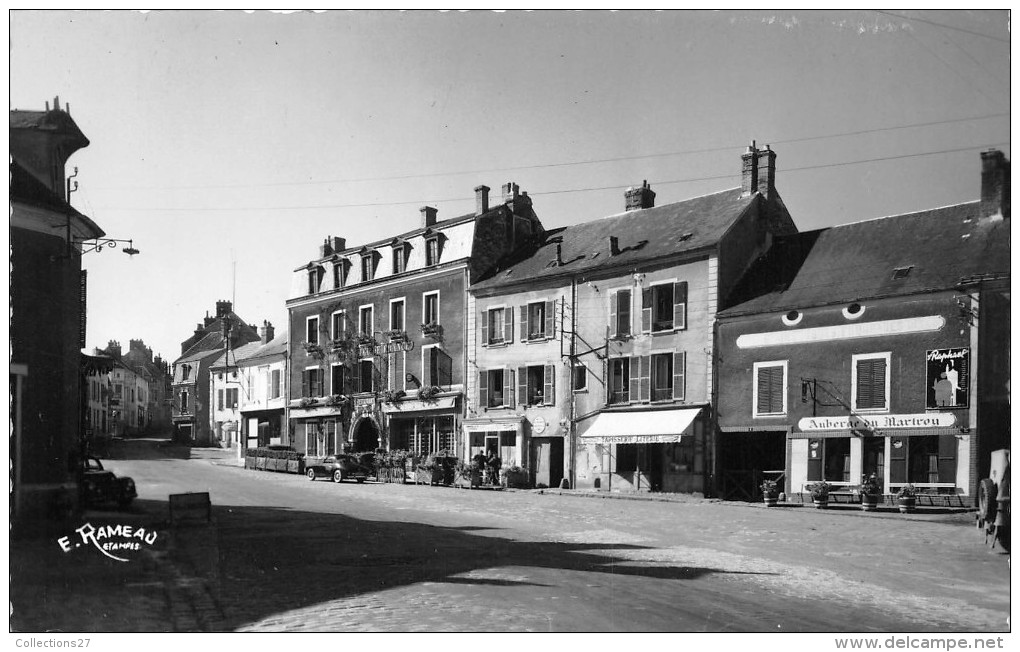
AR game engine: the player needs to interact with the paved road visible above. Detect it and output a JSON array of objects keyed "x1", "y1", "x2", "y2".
[{"x1": 14, "y1": 439, "x2": 1011, "y2": 633}]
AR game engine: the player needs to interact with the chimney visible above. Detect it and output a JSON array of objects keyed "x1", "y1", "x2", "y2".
[
  {"x1": 320, "y1": 238, "x2": 333, "y2": 258},
  {"x1": 625, "y1": 180, "x2": 656, "y2": 211},
  {"x1": 555, "y1": 243, "x2": 563, "y2": 266},
  {"x1": 260, "y1": 320, "x2": 275, "y2": 345},
  {"x1": 421, "y1": 205, "x2": 438, "y2": 228},
  {"x1": 501, "y1": 182, "x2": 519, "y2": 203},
  {"x1": 106, "y1": 340, "x2": 122, "y2": 359},
  {"x1": 53, "y1": 96, "x2": 60, "y2": 111},
  {"x1": 980, "y1": 149, "x2": 1010, "y2": 220},
  {"x1": 741, "y1": 143, "x2": 758, "y2": 197},
  {"x1": 330, "y1": 236, "x2": 346, "y2": 252},
  {"x1": 756, "y1": 145, "x2": 776, "y2": 199},
  {"x1": 609, "y1": 236, "x2": 620, "y2": 256},
  {"x1": 215, "y1": 300, "x2": 232, "y2": 318},
  {"x1": 475, "y1": 185, "x2": 490, "y2": 215}
]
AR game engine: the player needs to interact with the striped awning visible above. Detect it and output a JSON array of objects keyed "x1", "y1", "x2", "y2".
[{"x1": 581, "y1": 408, "x2": 701, "y2": 444}]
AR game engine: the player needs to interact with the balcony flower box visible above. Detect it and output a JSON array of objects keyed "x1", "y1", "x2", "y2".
[
  {"x1": 384, "y1": 329, "x2": 407, "y2": 342},
  {"x1": 420, "y1": 323, "x2": 442, "y2": 339}
]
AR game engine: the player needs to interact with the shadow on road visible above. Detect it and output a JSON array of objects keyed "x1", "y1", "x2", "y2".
[{"x1": 105, "y1": 436, "x2": 192, "y2": 461}]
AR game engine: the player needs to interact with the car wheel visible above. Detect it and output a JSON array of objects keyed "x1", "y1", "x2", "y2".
[
  {"x1": 307, "y1": 468, "x2": 317, "y2": 481},
  {"x1": 332, "y1": 469, "x2": 344, "y2": 483}
]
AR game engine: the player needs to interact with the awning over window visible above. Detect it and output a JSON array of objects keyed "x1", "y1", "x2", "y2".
[
  {"x1": 381, "y1": 396, "x2": 457, "y2": 414},
  {"x1": 580, "y1": 408, "x2": 701, "y2": 444}
]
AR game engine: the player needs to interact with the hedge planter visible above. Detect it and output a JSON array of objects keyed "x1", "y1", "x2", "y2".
[
  {"x1": 504, "y1": 470, "x2": 530, "y2": 489},
  {"x1": 286, "y1": 459, "x2": 305, "y2": 474},
  {"x1": 898, "y1": 497, "x2": 917, "y2": 513},
  {"x1": 244, "y1": 455, "x2": 255, "y2": 469},
  {"x1": 256, "y1": 456, "x2": 268, "y2": 471},
  {"x1": 861, "y1": 494, "x2": 879, "y2": 512},
  {"x1": 376, "y1": 468, "x2": 391, "y2": 483}
]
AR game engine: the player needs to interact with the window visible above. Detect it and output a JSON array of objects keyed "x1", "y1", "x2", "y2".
[
  {"x1": 361, "y1": 254, "x2": 375, "y2": 281},
  {"x1": 333, "y1": 261, "x2": 346, "y2": 289},
  {"x1": 358, "y1": 359, "x2": 375, "y2": 393},
  {"x1": 753, "y1": 361, "x2": 787, "y2": 416},
  {"x1": 114, "y1": 383, "x2": 123, "y2": 397},
  {"x1": 390, "y1": 299, "x2": 405, "y2": 332},
  {"x1": 331, "y1": 364, "x2": 345, "y2": 395},
  {"x1": 181, "y1": 365, "x2": 190, "y2": 381},
  {"x1": 609, "y1": 358, "x2": 630, "y2": 404},
  {"x1": 308, "y1": 269, "x2": 319, "y2": 295},
  {"x1": 359, "y1": 305, "x2": 374, "y2": 336},
  {"x1": 425, "y1": 237, "x2": 439, "y2": 266},
  {"x1": 271, "y1": 369, "x2": 282, "y2": 399},
  {"x1": 302, "y1": 368, "x2": 323, "y2": 398},
  {"x1": 307, "y1": 316, "x2": 319, "y2": 346},
  {"x1": 641, "y1": 281, "x2": 688, "y2": 332},
  {"x1": 807, "y1": 437, "x2": 852, "y2": 483},
  {"x1": 572, "y1": 364, "x2": 588, "y2": 392},
  {"x1": 480, "y1": 306, "x2": 512, "y2": 346},
  {"x1": 478, "y1": 368, "x2": 513, "y2": 408},
  {"x1": 387, "y1": 351, "x2": 406, "y2": 391},
  {"x1": 616, "y1": 444, "x2": 638, "y2": 472},
  {"x1": 392, "y1": 245, "x2": 406, "y2": 274},
  {"x1": 611, "y1": 289, "x2": 631, "y2": 337},
  {"x1": 325, "y1": 420, "x2": 337, "y2": 456},
  {"x1": 422, "y1": 346, "x2": 452, "y2": 387},
  {"x1": 853, "y1": 353, "x2": 890, "y2": 412},
  {"x1": 651, "y1": 353, "x2": 673, "y2": 402},
  {"x1": 305, "y1": 422, "x2": 318, "y2": 457},
  {"x1": 423, "y1": 292, "x2": 440, "y2": 326},
  {"x1": 518, "y1": 364, "x2": 555, "y2": 406},
  {"x1": 180, "y1": 389, "x2": 189, "y2": 412},
  {"x1": 331, "y1": 310, "x2": 346, "y2": 340},
  {"x1": 227, "y1": 388, "x2": 238, "y2": 408},
  {"x1": 217, "y1": 389, "x2": 224, "y2": 411},
  {"x1": 523, "y1": 300, "x2": 555, "y2": 341}
]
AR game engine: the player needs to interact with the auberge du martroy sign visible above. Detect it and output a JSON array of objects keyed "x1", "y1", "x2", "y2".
[{"x1": 797, "y1": 412, "x2": 957, "y2": 432}]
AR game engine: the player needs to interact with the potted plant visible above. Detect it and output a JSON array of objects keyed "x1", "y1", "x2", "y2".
[
  {"x1": 420, "y1": 322, "x2": 442, "y2": 338},
  {"x1": 418, "y1": 385, "x2": 442, "y2": 401},
  {"x1": 808, "y1": 481, "x2": 830, "y2": 508},
  {"x1": 504, "y1": 465, "x2": 530, "y2": 489},
  {"x1": 897, "y1": 484, "x2": 918, "y2": 513},
  {"x1": 761, "y1": 479, "x2": 780, "y2": 507},
  {"x1": 859, "y1": 473, "x2": 883, "y2": 512}
]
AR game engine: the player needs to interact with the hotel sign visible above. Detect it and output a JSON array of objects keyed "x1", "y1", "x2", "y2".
[{"x1": 798, "y1": 413, "x2": 956, "y2": 432}]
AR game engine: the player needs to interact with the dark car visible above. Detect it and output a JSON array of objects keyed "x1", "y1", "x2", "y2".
[
  {"x1": 306, "y1": 454, "x2": 371, "y2": 483},
  {"x1": 82, "y1": 457, "x2": 137, "y2": 508}
]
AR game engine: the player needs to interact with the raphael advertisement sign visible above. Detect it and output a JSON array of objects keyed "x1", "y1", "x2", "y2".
[{"x1": 926, "y1": 348, "x2": 969, "y2": 409}]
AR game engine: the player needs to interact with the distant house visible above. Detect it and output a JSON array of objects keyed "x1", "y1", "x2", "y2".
[
  {"x1": 716, "y1": 149, "x2": 1010, "y2": 502},
  {"x1": 10, "y1": 98, "x2": 105, "y2": 522},
  {"x1": 209, "y1": 339, "x2": 264, "y2": 451},
  {"x1": 235, "y1": 322, "x2": 288, "y2": 452}
]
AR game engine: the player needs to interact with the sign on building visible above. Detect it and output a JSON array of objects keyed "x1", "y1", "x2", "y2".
[{"x1": 926, "y1": 348, "x2": 969, "y2": 409}]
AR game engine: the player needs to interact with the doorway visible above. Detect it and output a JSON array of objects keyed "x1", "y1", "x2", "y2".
[
  {"x1": 717, "y1": 431, "x2": 787, "y2": 500},
  {"x1": 531, "y1": 437, "x2": 563, "y2": 489},
  {"x1": 353, "y1": 418, "x2": 379, "y2": 452}
]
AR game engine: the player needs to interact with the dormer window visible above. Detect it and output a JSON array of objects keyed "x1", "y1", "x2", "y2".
[
  {"x1": 307, "y1": 265, "x2": 324, "y2": 295},
  {"x1": 892, "y1": 266, "x2": 913, "y2": 280},
  {"x1": 425, "y1": 237, "x2": 440, "y2": 266},
  {"x1": 392, "y1": 241, "x2": 408, "y2": 274},
  {"x1": 332, "y1": 258, "x2": 348, "y2": 289},
  {"x1": 361, "y1": 252, "x2": 376, "y2": 282}
]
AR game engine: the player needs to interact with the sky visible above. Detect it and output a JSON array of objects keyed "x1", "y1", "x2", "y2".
[{"x1": 9, "y1": 9, "x2": 1011, "y2": 365}]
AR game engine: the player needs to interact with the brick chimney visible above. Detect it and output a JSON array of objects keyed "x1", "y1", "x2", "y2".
[
  {"x1": 609, "y1": 236, "x2": 620, "y2": 256},
  {"x1": 215, "y1": 300, "x2": 232, "y2": 318},
  {"x1": 625, "y1": 180, "x2": 656, "y2": 211},
  {"x1": 105, "y1": 340, "x2": 122, "y2": 359},
  {"x1": 740, "y1": 143, "x2": 776, "y2": 199},
  {"x1": 501, "y1": 182, "x2": 519, "y2": 204},
  {"x1": 741, "y1": 144, "x2": 757, "y2": 197},
  {"x1": 756, "y1": 145, "x2": 776, "y2": 199},
  {"x1": 475, "y1": 185, "x2": 490, "y2": 215},
  {"x1": 260, "y1": 320, "x2": 275, "y2": 344},
  {"x1": 421, "y1": 205, "x2": 438, "y2": 228},
  {"x1": 980, "y1": 149, "x2": 1010, "y2": 220}
]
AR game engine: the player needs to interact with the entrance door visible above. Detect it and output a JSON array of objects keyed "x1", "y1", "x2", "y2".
[
  {"x1": 717, "y1": 431, "x2": 787, "y2": 500},
  {"x1": 531, "y1": 438, "x2": 563, "y2": 489},
  {"x1": 863, "y1": 436, "x2": 885, "y2": 490},
  {"x1": 353, "y1": 419, "x2": 379, "y2": 452}
]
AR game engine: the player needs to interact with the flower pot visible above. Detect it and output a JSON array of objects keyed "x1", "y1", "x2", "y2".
[
  {"x1": 861, "y1": 494, "x2": 879, "y2": 512},
  {"x1": 898, "y1": 497, "x2": 916, "y2": 513},
  {"x1": 812, "y1": 497, "x2": 828, "y2": 509},
  {"x1": 763, "y1": 494, "x2": 778, "y2": 507}
]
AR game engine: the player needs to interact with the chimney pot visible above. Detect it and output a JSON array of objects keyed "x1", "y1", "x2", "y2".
[
  {"x1": 624, "y1": 180, "x2": 655, "y2": 211},
  {"x1": 501, "y1": 182, "x2": 519, "y2": 203},
  {"x1": 421, "y1": 205, "x2": 438, "y2": 228},
  {"x1": 475, "y1": 185, "x2": 490, "y2": 215}
]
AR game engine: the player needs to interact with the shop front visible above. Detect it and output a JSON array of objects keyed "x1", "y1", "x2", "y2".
[
  {"x1": 462, "y1": 416, "x2": 525, "y2": 470},
  {"x1": 579, "y1": 407, "x2": 704, "y2": 494},
  {"x1": 383, "y1": 395, "x2": 460, "y2": 458}
]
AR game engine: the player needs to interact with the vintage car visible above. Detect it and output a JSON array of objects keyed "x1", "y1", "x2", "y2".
[
  {"x1": 305, "y1": 454, "x2": 371, "y2": 483},
  {"x1": 83, "y1": 457, "x2": 137, "y2": 508}
]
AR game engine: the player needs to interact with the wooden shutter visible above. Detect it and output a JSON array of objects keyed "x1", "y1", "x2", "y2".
[
  {"x1": 503, "y1": 368, "x2": 513, "y2": 408},
  {"x1": 218, "y1": 390, "x2": 224, "y2": 410},
  {"x1": 301, "y1": 370, "x2": 309, "y2": 397},
  {"x1": 673, "y1": 351, "x2": 686, "y2": 400},
  {"x1": 480, "y1": 310, "x2": 489, "y2": 346},
  {"x1": 545, "y1": 300, "x2": 555, "y2": 339},
  {"x1": 807, "y1": 439, "x2": 823, "y2": 481},
  {"x1": 610, "y1": 292, "x2": 619, "y2": 337},
  {"x1": 938, "y1": 434, "x2": 957, "y2": 483},
  {"x1": 641, "y1": 288, "x2": 652, "y2": 332},
  {"x1": 756, "y1": 365, "x2": 783, "y2": 414},
  {"x1": 520, "y1": 305, "x2": 529, "y2": 341},
  {"x1": 856, "y1": 358, "x2": 887, "y2": 410},
  {"x1": 889, "y1": 438, "x2": 907, "y2": 483},
  {"x1": 478, "y1": 370, "x2": 488, "y2": 409},
  {"x1": 674, "y1": 281, "x2": 688, "y2": 330},
  {"x1": 619, "y1": 290, "x2": 631, "y2": 336},
  {"x1": 544, "y1": 364, "x2": 555, "y2": 406},
  {"x1": 639, "y1": 355, "x2": 651, "y2": 402},
  {"x1": 629, "y1": 357, "x2": 641, "y2": 402},
  {"x1": 423, "y1": 349, "x2": 434, "y2": 387},
  {"x1": 504, "y1": 307, "x2": 513, "y2": 344},
  {"x1": 388, "y1": 353, "x2": 395, "y2": 390},
  {"x1": 518, "y1": 366, "x2": 528, "y2": 407},
  {"x1": 438, "y1": 348, "x2": 452, "y2": 386}
]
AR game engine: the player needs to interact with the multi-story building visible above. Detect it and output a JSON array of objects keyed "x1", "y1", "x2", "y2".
[
  {"x1": 715, "y1": 149, "x2": 1010, "y2": 503},
  {"x1": 285, "y1": 182, "x2": 544, "y2": 460},
  {"x1": 10, "y1": 98, "x2": 105, "y2": 521},
  {"x1": 122, "y1": 339, "x2": 173, "y2": 433},
  {"x1": 82, "y1": 353, "x2": 113, "y2": 453},
  {"x1": 108, "y1": 358, "x2": 146, "y2": 435},
  {"x1": 210, "y1": 339, "x2": 263, "y2": 450},
  {"x1": 236, "y1": 322, "x2": 288, "y2": 451},
  {"x1": 468, "y1": 146, "x2": 797, "y2": 492},
  {"x1": 171, "y1": 300, "x2": 261, "y2": 444}
]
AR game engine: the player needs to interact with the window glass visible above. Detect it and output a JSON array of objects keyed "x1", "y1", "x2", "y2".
[
  {"x1": 653, "y1": 284, "x2": 674, "y2": 331},
  {"x1": 359, "y1": 307, "x2": 374, "y2": 335},
  {"x1": 426, "y1": 238, "x2": 439, "y2": 266},
  {"x1": 572, "y1": 365, "x2": 587, "y2": 391},
  {"x1": 391, "y1": 300, "x2": 405, "y2": 331},
  {"x1": 424, "y1": 293, "x2": 439, "y2": 325},
  {"x1": 361, "y1": 255, "x2": 374, "y2": 281},
  {"x1": 651, "y1": 353, "x2": 673, "y2": 401},
  {"x1": 307, "y1": 317, "x2": 319, "y2": 345},
  {"x1": 609, "y1": 359, "x2": 630, "y2": 404},
  {"x1": 528, "y1": 302, "x2": 546, "y2": 339},
  {"x1": 488, "y1": 369, "x2": 505, "y2": 407},
  {"x1": 488, "y1": 308, "x2": 505, "y2": 344}
]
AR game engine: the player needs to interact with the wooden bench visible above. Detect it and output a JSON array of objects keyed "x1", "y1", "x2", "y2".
[{"x1": 169, "y1": 492, "x2": 212, "y2": 525}]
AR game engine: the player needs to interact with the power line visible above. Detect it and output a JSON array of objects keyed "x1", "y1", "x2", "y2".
[
  {"x1": 94, "y1": 141, "x2": 1008, "y2": 213},
  {"x1": 875, "y1": 10, "x2": 1010, "y2": 44},
  {"x1": 92, "y1": 113, "x2": 1008, "y2": 192}
]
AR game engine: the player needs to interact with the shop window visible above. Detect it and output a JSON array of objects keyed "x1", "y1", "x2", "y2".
[
  {"x1": 900, "y1": 435, "x2": 957, "y2": 485},
  {"x1": 306, "y1": 316, "x2": 319, "y2": 346},
  {"x1": 518, "y1": 365, "x2": 554, "y2": 406},
  {"x1": 610, "y1": 289, "x2": 631, "y2": 337},
  {"x1": 753, "y1": 361, "x2": 787, "y2": 416},
  {"x1": 480, "y1": 306, "x2": 512, "y2": 346},
  {"x1": 853, "y1": 353, "x2": 889, "y2": 412},
  {"x1": 522, "y1": 300, "x2": 555, "y2": 341},
  {"x1": 305, "y1": 423, "x2": 318, "y2": 457},
  {"x1": 616, "y1": 444, "x2": 638, "y2": 473},
  {"x1": 641, "y1": 281, "x2": 688, "y2": 333},
  {"x1": 479, "y1": 368, "x2": 513, "y2": 408},
  {"x1": 808, "y1": 438, "x2": 851, "y2": 483},
  {"x1": 609, "y1": 358, "x2": 630, "y2": 404},
  {"x1": 325, "y1": 421, "x2": 337, "y2": 455}
]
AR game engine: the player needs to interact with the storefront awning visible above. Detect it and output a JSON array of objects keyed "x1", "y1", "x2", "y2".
[
  {"x1": 381, "y1": 396, "x2": 457, "y2": 414},
  {"x1": 581, "y1": 408, "x2": 701, "y2": 444}
]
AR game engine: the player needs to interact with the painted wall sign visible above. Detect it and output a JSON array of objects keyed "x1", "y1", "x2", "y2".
[
  {"x1": 735, "y1": 316, "x2": 945, "y2": 349},
  {"x1": 926, "y1": 347, "x2": 969, "y2": 409},
  {"x1": 797, "y1": 412, "x2": 956, "y2": 431}
]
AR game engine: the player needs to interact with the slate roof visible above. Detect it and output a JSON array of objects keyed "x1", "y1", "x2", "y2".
[
  {"x1": 720, "y1": 201, "x2": 1011, "y2": 317},
  {"x1": 470, "y1": 188, "x2": 755, "y2": 291},
  {"x1": 236, "y1": 333, "x2": 288, "y2": 364},
  {"x1": 10, "y1": 160, "x2": 104, "y2": 237},
  {"x1": 209, "y1": 341, "x2": 264, "y2": 370},
  {"x1": 10, "y1": 109, "x2": 89, "y2": 148}
]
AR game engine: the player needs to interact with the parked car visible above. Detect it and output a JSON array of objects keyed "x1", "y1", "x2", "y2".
[
  {"x1": 82, "y1": 457, "x2": 137, "y2": 508},
  {"x1": 306, "y1": 454, "x2": 371, "y2": 483}
]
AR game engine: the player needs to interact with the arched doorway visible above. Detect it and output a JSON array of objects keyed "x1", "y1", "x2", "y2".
[{"x1": 352, "y1": 417, "x2": 380, "y2": 452}]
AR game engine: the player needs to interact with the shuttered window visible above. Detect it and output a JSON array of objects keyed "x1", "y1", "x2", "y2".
[
  {"x1": 754, "y1": 362, "x2": 786, "y2": 416},
  {"x1": 854, "y1": 354, "x2": 889, "y2": 411},
  {"x1": 611, "y1": 289, "x2": 631, "y2": 337}
]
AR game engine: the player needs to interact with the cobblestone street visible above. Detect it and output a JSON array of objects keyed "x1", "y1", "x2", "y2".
[{"x1": 10, "y1": 439, "x2": 1011, "y2": 634}]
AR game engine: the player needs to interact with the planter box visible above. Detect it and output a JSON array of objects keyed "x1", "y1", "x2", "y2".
[
  {"x1": 861, "y1": 495, "x2": 880, "y2": 512},
  {"x1": 255, "y1": 456, "x2": 268, "y2": 471},
  {"x1": 286, "y1": 459, "x2": 305, "y2": 474},
  {"x1": 898, "y1": 497, "x2": 917, "y2": 513},
  {"x1": 377, "y1": 468, "x2": 390, "y2": 483},
  {"x1": 244, "y1": 456, "x2": 255, "y2": 469},
  {"x1": 505, "y1": 470, "x2": 530, "y2": 489}
]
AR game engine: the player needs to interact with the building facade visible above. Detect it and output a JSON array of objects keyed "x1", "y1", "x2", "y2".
[
  {"x1": 236, "y1": 322, "x2": 288, "y2": 452},
  {"x1": 285, "y1": 183, "x2": 544, "y2": 460},
  {"x1": 715, "y1": 150, "x2": 1010, "y2": 502},
  {"x1": 209, "y1": 340, "x2": 263, "y2": 451},
  {"x1": 468, "y1": 147, "x2": 797, "y2": 493},
  {"x1": 10, "y1": 99, "x2": 105, "y2": 521}
]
